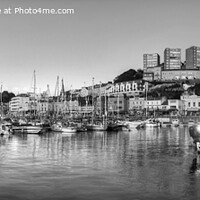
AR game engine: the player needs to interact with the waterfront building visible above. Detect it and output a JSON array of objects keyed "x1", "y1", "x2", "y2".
[
  {"x1": 107, "y1": 94, "x2": 128, "y2": 114},
  {"x1": 37, "y1": 100, "x2": 53, "y2": 115},
  {"x1": 129, "y1": 97, "x2": 145, "y2": 111},
  {"x1": 145, "y1": 97, "x2": 167, "y2": 111},
  {"x1": 164, "y1": 48, "x2": 181, "y2": 70},
  {"x1": 186, "y1": 46, "x2": 200, "y2": 69},
  {"x1": 168, "y1": 99, "x2": 183, "y2": 110},
  {"x1": 67, "y1": 100, "x2": 79, "y2": 113},
  {"x1": 181, "y1": 94, "x2": 200, "y2": 114},
  {"x1": 87, "y1": 82, "x2": 112, "y2": 96},
  {"x1": 167, "y1": 99, "x2": 184, "y2": 115},
  {"x1": 110, "y1": 80, "x2": 144, "y2": 96},
  {"x1": 143, "y1": 53, "x2": 160, "y2": 72},
  {"x1": 78, "y1": 105, "x2": 94, "y2": 114},
  {"x1": 9, "y1": 95, "x2": 29, "y2": 115},
  {"x1": 53, "y1": 101, "x2": 65, "y2": 114},
  {"x1": 162, "y1": 69, "x2": 200, "y2": 80}
]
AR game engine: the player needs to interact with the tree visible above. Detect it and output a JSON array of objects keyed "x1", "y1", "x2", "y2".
[
  {"x1": 194, "y1": 83, "x2": 200, "y2": 96},
  {"x1": 1, "y1": 91, "x2": 15, "y2": 103},
  {"x1": 114, "y1": 69, "x2": 143, "y2": 83}
]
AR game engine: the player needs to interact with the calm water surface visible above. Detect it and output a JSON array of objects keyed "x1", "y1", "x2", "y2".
[{"x1": 0, "y1": 127, "x2": 199, "y2": 200}]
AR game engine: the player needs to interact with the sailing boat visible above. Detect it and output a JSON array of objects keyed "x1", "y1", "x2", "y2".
[
  {"x1": 86, "y1": 78, "x2": 107, "y2": 131},
  {"x1": 50, "y1": 78, "x2": 77, "y2": 133},
  {"x1": 12, "y1": 70, "x2": 43, "y2": 134}
]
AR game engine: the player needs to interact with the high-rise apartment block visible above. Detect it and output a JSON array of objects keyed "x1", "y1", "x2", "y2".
[
  {"x1": 143, "y1": 53, "x2": 160, "y2": 72},
  {"x1": 164, "y1": 48, "x2": 181, "y2": 70},
  {"x1": 186, "y1": 46, "x2": 200, "y2": 69}
]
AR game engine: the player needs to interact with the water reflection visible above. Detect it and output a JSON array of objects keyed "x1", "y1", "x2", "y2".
[{"x1": 0, "y1": 127, "x2": 199, "y2": 199}]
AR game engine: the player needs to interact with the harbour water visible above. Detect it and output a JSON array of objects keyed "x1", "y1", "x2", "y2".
[{"x1": 0, "y1": 127, "x2": 200, "y2": 200}]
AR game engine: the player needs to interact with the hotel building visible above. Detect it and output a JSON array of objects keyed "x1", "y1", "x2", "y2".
[
  {"x1": 186, "y1": 46, "x2": 200, "y2": 69},
  {"x1": 143, "y1": 53, "x2": 160, "y2": 72},
  {"x1": 164, "y1": 48, "x2": 181, "y2": 70}
]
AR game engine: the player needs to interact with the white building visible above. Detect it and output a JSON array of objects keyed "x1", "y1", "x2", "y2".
[
  {"x1": 181, "y1": 94, "x2": 200, "y2": 112},
  {"x1": 168, "y1": 99, "x2": 183, "y2": 111},
  {"x1": 9, "y1": 96, "x2": 29, "y2": 113},
  {"x1": 37, "y1": 100, "x2": 53, "y2": 114},
  {"x1": 129, "y1": 97, "x2": 145, "y2": 110},
  {"x1": 145, "y1": 97, "x2": 167, "y2": 111},
  {"x1": 110, "y1": 80, "x2": 144, "y2": 96},
  {"x1": 162, "y1": 69, "x2": 200, "y2": 80}
]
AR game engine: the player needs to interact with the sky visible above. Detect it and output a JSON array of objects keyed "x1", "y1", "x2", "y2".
[{"x1": 0, "y1": 0, "x2": 200, "y2": 95}]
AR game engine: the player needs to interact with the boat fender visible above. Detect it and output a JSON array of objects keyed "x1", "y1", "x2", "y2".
[
  {"x1": 197, "y1": 142, "x2": 200, "y2": 154},
  {"x1": 189, "y1": 126, "x2": 200, "y2": 144}
]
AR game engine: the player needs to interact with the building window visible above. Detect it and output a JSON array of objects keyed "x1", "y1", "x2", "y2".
[
  {"x1": 188, "y1": 102, "x2": 190, "y2": 107},
  {"x1": 193, "y1": 102, "x2": 196, "y2": 107}
]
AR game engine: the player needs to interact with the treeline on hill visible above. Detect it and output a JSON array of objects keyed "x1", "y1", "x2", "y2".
[
  {"x1": 147, "y1": 83, "x2": 184, "y2": 99},
  {"x1": 114, "y1": 69, "x2": 200, "y2": 99},
  {"x1": 1, "y1": 91, "x2": 15, "y2": 103},
  {"x1": 114, "y1": 69, "x2": 143, "y2": 83},
  {"x1": 193, "y1": 83, "x2": 200, "y2": 96}
]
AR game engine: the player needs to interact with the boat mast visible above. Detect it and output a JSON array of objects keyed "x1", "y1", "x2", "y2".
[
  {"x1": 0, "y1": 83, "x2": 3, "y2": 118},
  {"x1": 99, "y1": 81, "x2": 102, "y2": 117},
  {"x1": 54, "y1": 76, "x2": 59, "y2": 118},
  {"x1": 117, "y1": 93, "x2": 119, "y2": 119},
  {"x1": 33, "y1": 70, "x2": 36, "y2": 119},
  {"x1": 70, "y1": 85, "x2": 72, "y2": 118},
  {"x1": 105, "y1": 89, "x2": 107, "y2": 116},
  {"x1": 104, "y1": 87, "x2": 107, "y2": 126},
  {"x1": 61, "y1": 78, "x2": 65, "y2": 117},
  {"x1": 145, "y1": 82, "x2": 148, "y2": 118},
  {"x1": 92, "y1": 77, "x2": 94, "y2": 125},
  {"x1": 84, "y1": 82, "x2": 86, "y2": 118}
]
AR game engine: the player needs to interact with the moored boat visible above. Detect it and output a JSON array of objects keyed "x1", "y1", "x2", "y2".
[
  {"x1": 161, "y1": 121, "x2": 172, "y2": 127},
  {"x1": 124, "y1": 120, "x2": 145, "y2": 130},
  {"x1": 86, "y1": 123, "x2": 107, "y2": 131},
  {"x1": 62, "y1": 127, "x2": 77, "y2": 134},
  {"x1": 62, "y1": 126, "x2": 77, "y2": 133},
  {"x1": 51, "y1": 121, "x2": 77, "y2": 133},
  {"x1": 145, "y1": 118, "x2": 160, "y2": 128},
  {"x1": 0, "y1": 123, "x2": 11, "y2": 135},
  {"x1": 171, "y1": 118, "x2": 179, "y2": 127},
  {"x1": 12, "y1": 124, "x2": 43, "y2": 134},
  {"x1": 51, "y1": 122, "x2": 63, "y2": 132},
  {"x1": 77, "y1": 126, "x2": 87, "y2": 132},
  {"x1": 107, "y1": 121, "x2": 129, "y2": 131}
]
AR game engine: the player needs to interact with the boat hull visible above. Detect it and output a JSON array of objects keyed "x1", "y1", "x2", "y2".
[
  {"x1": 145, "y1": 123, "x2": 160, "y2": 128},
  {"x1": 12, "y1": 125, "x2": 42, "y2": 134},
  {"x1": 125, "y1": 121, "x2": 145, "y2": 129},
  {"x1": 12, "y1": 126, "x2": 42, "y2": 134},
  {"x1": 107, "y1": 124, "x2": 129, "y2": 131},
  {"x1": 51, "y1": 126, "x2": 62, "y2": 132},
  {"x1": 62, "y1": 127, "x2": 77, "y2": 133},
  {"x1": 0, "y1": 124, "x2": 11, "y2": 135},
  {"x1": 86, "y1": 124, "x2": 107, "y2": 131}
]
